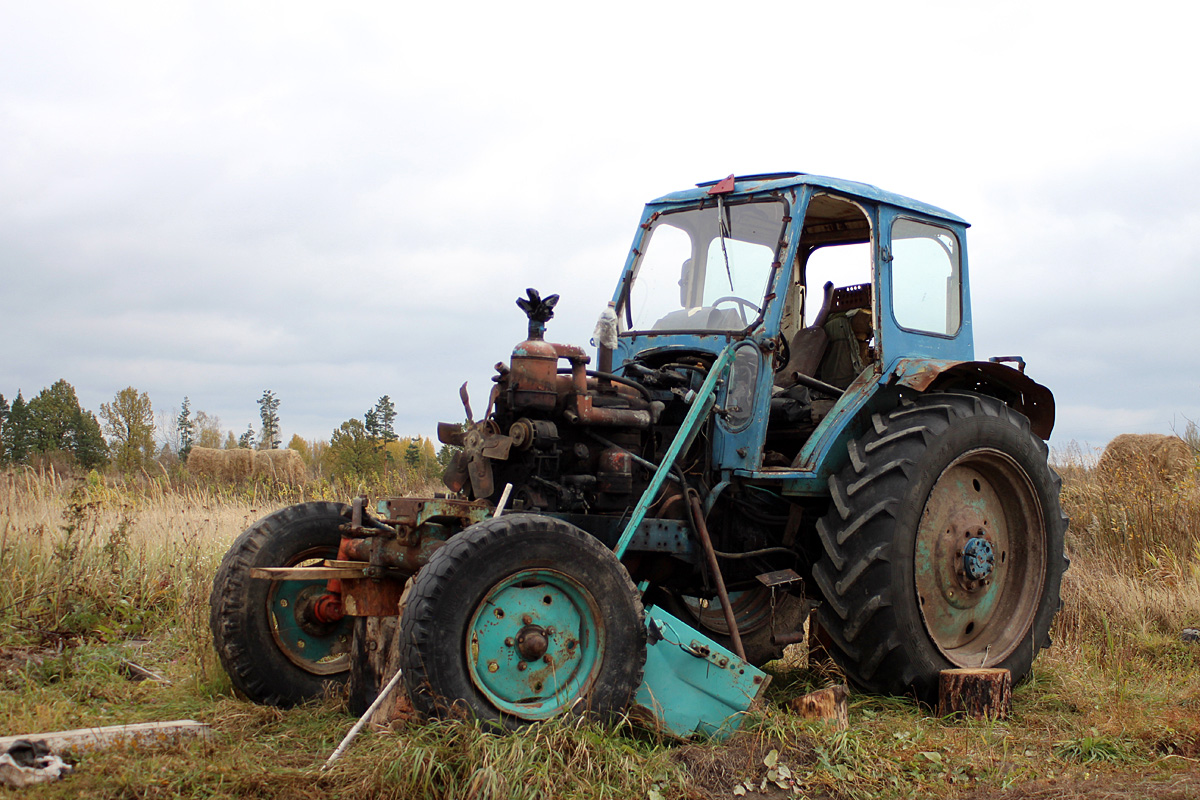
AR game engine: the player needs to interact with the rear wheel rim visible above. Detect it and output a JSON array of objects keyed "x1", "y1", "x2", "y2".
[
  {"x1": 914, "y1": 448, "x2": 1046, "y2": 666},
  {"x1": 465, "y1": 569, "x2": 603, "y2": 719}
]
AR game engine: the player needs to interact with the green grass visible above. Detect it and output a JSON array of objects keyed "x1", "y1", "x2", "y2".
[{"x1": 3, "y1": 463, "x2": 1200, "y2": 799}]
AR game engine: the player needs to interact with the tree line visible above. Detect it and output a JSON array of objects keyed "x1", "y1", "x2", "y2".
[{"x1": 0, "y1": 381, "x2": 455, "y2": 483}]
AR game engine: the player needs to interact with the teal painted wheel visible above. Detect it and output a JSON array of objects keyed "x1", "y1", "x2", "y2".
[
  {"x1": 210, "y1": 502, "x2": 353, "y2": 706},
  {"x1": 465, "y1": 569, "x2": 603, "y2": 719},
  {"x1": 399, "y1": 513, "x2": 646, "y2": 727},
  {"x1": 267, "y1": 546, "x2": 352, "y2": 675}
]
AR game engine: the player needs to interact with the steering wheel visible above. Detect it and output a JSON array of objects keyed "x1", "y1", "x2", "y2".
[
  {"x1": 709, "y1": 296, "x2": 762, "y2": 326},
  {"x1": 772, "y1": 335, "x2": 791, "y2": 373}
]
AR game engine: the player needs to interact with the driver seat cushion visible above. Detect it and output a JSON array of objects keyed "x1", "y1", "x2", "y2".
[
  {"x1": 773, "y1": 280, "x2": 834, "y2": 389},
  {"x1": 773, "y1": 327, "x2": 829, "y2": 388}
]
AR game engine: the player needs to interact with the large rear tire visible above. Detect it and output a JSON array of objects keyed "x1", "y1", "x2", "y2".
[
  {"x1": 812, "y1": 393, "x2": 1068, "y2": 701},
  {"x1": 398, "y1": 513, "x2": 646, "y2": 728},
  {"x1": 209, "y1": 502, "x2": 353, "y2": 706}
]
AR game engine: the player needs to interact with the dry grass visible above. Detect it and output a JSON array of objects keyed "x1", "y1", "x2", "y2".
[{"x1": 3, "y1": 455, "x2": 1200, "y2": 799}]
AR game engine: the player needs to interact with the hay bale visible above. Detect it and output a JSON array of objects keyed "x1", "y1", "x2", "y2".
[
  {"x1": 251, "y1": 449, "x2": 306, "y2": 484},
  {"x1": 185, "y1": 447, "x2": 224, "y2": 480},
  {"x1": 1098, "y1": 433, "x2": 1195, "y2": 486},
  {"x1": 222, "y1": 448, "x2": 255, "y2": 482}
]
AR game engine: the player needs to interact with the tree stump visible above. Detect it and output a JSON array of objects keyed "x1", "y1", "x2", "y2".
[
  {"x1": 787, "y1": 684, "x2": 849, "y2": 729},
  {"x1": 937, "y1": 668, "x2": 1011, "y2": 720}
]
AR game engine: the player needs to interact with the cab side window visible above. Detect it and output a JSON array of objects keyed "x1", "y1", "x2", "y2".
[{"x1": 890, "y1": 219, "x2": 961, "y2": 336}]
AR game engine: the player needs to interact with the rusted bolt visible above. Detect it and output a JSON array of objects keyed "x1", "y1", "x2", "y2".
[
  {"x1": 279, "y1": 599, "x2": 289, "y2": 608},
  {"x1": 296, "y1": 640, "x2": 305, "y2": 649},
  {"x1": 522, "y1": 614, "x2": 533, "y2": 625},
  {"x1": 367, "y1": 640, "x2": 379, "y2": 652},
  {"x1": 543, "y1": 655, "x2": 553, "y2": 665},
  {"x1": 505, "y1": 637, "x2": 515, "y2": 647},
  {"x1": 517, "y1": 662, "x2": 527, "y2": 671},
  {"x1": 487, "y1": 661, "x2": 499, "y2": 673}
]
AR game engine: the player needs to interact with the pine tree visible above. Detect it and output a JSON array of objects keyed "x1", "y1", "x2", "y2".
[
  {"x1": 2, "y1": 393, "x2": 33, "y2": 465},
  {"x1": 177, "y1": 397, "x2": 195, "y2": 462},
  {"x1": 72, "y1": 410, "x2": 108, "y2": 469},
  {"x1": 365, "y1": 396, "x2": 398, "y2": 443},
  {"x1": 405, "y1": 438, "x2": 422, "y2": 470},
  {"x1": 237, "y1": 424, "x2": 256, "y2": 449},
  {"x1": 257, "y1": 390, "x2": 280, "y2": 450}
]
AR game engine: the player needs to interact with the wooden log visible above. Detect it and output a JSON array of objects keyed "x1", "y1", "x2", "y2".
[
  {"x1": 787, "y1": 684, "x2": 849, "y2": 729},
  {"x1": 346, "y1": 579, "x2": 415, "y2": 727},
  {"x1": 937, "y1": 668, "x2": 1011, "y2": 720},
  {"x1": 0, "y1": 721, "x2": 210, "y2": 754}
]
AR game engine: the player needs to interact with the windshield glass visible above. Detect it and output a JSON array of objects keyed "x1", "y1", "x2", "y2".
[{"x1": 620, "y1": 200, "x2": 786, "y2": 332}]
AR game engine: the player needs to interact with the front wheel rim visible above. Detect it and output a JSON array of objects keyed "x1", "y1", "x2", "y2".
[
  {"x1": 465, "y1": 569, "x2": 604, "y2": 719},
  {"x1": 914, "y1": 448, "x2": 1047, "y2": 666}
]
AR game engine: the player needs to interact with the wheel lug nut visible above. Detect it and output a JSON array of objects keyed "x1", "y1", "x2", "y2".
[
  {"x1": 517, "y1": 662, "x2": 527, "y2": 671},
  {"x1": 522, "y1": 614, "x2": 532, "y2": 625},
  {"x1": 487, "y1": 661, "x2": 498, "y2": 673},
  {"x1": 505, "y1": 637, "x2": 515, "y2": 647},
  {"x1": 543, "y1": 655, "x2": 553, "y2": 665}
]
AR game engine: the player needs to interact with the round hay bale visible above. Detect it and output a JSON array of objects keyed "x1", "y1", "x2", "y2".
[
  {"x1": 1098, "y1": 433, "x2": 1194, "y2": 486},
  {"x1": 223, "y1": 448, "x2": 255, "y2": 482},
  {"x1": 185, "y1": 446, "x2": 223, "y2": 480},
  {"x1": 251, "y1": 449, "x2": 307, "y2": 484}
]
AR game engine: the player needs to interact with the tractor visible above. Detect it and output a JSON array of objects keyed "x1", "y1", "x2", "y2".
[{"x1": 210, "y1": 172, "x2": 1068, "y2": 734}]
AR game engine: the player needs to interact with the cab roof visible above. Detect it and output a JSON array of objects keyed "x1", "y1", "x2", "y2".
[{"x1": 649, "y1": 172, "x2": 969, "y2": 227}]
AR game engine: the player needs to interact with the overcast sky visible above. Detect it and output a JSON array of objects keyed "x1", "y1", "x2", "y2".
[{"x1": 2, "y1": 1, "x2": 1197, "y2": 454}]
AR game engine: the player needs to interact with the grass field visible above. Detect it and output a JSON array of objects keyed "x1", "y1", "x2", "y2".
[{"x1": 2, "y1": 453, "x2": 1200, "y2": 799}]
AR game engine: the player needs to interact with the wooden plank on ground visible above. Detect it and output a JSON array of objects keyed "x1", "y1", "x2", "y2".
[
  {"x1": 250, "y1": 566, "x2": 367, "y2": 580},
  {"x1": 0, "y1": 720, "x2": 211, "y2": 753}
]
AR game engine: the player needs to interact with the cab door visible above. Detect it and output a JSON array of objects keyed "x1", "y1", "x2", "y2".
[{"x1": 876, "y1": 207, "x2": 974, "y2": 367}]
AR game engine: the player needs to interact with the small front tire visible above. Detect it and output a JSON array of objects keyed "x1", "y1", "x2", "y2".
[{"x1": 398, "y1": 513, "x2": 646, "y2": 728}]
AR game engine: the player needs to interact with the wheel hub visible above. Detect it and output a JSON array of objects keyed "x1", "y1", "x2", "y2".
[
  {"x1": 516, "y1": 625, "x2": 549, "y2": 661},
  {"x1": 961, "y1": 537, "x2": 995, "y2": 581}
]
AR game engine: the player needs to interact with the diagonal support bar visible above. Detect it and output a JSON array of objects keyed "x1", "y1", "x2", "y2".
[{"x1": 613, "y1": 343, "x2": 736, "y2": 559}]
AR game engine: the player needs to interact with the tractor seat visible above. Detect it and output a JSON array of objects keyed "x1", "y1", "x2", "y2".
[{"x1": 773, "y1": 281, "x2": 834, "y2": 389}]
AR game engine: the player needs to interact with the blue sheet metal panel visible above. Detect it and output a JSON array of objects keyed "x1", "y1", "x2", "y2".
[
  {"x1": 649, "y1": 173, "x2": 968, "y2": 227},
  {"x1": 741, "y1": 377, "x2": 904, "y2": 496},
  {"x1": 634, "y1": 605, "x2": 771, "y2": 740}
]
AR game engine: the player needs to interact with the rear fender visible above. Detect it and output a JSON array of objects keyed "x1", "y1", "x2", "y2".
[{"x1": 888, "y1": 358, "x2": 1055, "y2": 440}]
